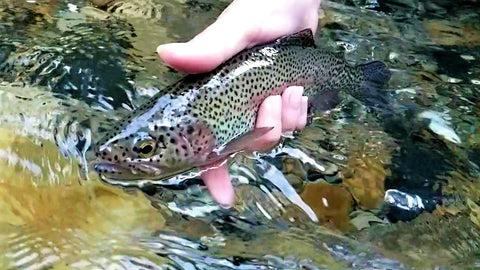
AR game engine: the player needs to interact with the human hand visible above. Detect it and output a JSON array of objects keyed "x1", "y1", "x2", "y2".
[{"x1": 157, "y1": 0, "x2": 321, "y2": 207}]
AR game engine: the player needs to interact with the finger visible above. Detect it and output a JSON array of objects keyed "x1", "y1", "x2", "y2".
[
  {"x1": 297, "y1": 96, "x2": 309, "y2": 130},
  {"x1": 249, "y1": 95, "x2": 282, "y2": 152},
  {"x1": 157, "y1": 31, "x2": 250, "y2": 74},
  {"x1": 157, "y1": 0, "x2": 321, "y2": 74},
  {"x1": 281, "y1": 86, "x2": 304, "y2": 132},
  {"x1": 157, "y1": 1, "x2": 254, "y2": 74},
  {"x1": 200, "y1": 161, "x2": 234, "y2": 207}
]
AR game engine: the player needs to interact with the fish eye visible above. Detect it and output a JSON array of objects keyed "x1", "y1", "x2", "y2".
[{"x1": 135, "y1": 139, "x2": 156, "y2": 158}]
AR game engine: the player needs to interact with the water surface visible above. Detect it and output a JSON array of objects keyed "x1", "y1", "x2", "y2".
[{"x1": 0, "y1": 0, "x2": 479, "y2": 269}]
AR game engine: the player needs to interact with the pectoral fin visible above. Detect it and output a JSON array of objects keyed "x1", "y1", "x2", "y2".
[{"x1": 205, "y1": 126, "x2": 274, "y2": 163}]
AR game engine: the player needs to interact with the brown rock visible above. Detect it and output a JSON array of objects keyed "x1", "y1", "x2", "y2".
[
  {"x1": 343, "y1": 157, "x2": 387, "y2": 210},
  {"x1": 301, "y1": 181, "x2": 354, "y2": 231}
]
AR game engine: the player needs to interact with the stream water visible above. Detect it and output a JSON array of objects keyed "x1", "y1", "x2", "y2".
[{"x1": 0, "y1": 0, "x2": 479, "y2": 269}]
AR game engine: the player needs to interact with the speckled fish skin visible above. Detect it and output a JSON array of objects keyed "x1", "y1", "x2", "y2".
[{"x1": 93, "y1": 29, "x2": 390, "y2": 181}]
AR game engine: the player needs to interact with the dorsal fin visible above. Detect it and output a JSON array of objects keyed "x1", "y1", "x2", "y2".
[{"x1": 274, "y1": 29, "x2": 316, "y2": 47}]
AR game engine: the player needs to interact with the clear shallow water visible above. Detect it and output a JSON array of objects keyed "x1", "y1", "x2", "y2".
[{"x1": 0, "y1": 0, "x2": 479, "y2": 269}]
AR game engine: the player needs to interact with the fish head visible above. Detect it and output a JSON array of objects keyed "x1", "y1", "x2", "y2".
[{"x1": 93, "y1": 108, "x2": 217, "y2": 182}]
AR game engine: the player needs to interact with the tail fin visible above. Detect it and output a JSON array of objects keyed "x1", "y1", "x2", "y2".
[
  {"x1": 359, "y1": 60, "x2": 391, "y2": 90},
  {"x1": 354, "y1": 61, "x2": 391, "y2": 109}
]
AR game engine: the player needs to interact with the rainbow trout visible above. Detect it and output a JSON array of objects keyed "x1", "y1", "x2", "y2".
[{"x1": 93, "y1": 29, "x2": 390, "y2": 181}]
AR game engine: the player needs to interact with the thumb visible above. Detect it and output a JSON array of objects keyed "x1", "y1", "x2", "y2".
[
  {"x1": 157, "y1": 0, "x2": 321, "y2": 74},
  {"x1": 157, "y1": 33, "x2": 248, "y2": 74},
  {"x1": 157, "y1": 4, "x2": 254, "y2": 74}
]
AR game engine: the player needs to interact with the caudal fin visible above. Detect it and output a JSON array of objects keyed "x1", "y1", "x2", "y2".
[
  {"x1": 359, "y1": 60, "x2": 391, "y2": 89},
  {"x1": 354, "y1": 61, "x2": 391, "y2": 109}
]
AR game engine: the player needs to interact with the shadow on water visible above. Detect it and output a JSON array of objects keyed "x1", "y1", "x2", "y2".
[{"x1": 0, "y1": 0, "x2": 480, "y2": 269}]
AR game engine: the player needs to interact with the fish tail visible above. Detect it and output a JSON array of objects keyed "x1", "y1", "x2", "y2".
[
  {"x1": 359, "y1": 61, "x2": 391, "y2": 88},
  {"x1": 352, "y1": 61, "x2": 391, "y2": 108}
]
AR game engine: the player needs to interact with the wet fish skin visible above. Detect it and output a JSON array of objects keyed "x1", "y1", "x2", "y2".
[{"x1": 93, "y1": 29, "x2": 390, "y2": 181}]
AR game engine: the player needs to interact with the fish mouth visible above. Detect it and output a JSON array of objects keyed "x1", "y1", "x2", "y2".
[
  {"x1": 92, "y1": 160, "x2": 161, "y2": 181},
  {"x1": 92, "y1": 160, "x2": 197, "y2": 185}
]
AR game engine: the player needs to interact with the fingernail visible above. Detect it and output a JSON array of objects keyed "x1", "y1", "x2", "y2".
[
  {"x1": 156, "y1": 44, "x2": 169, "y2": 55},
  {"x1": 301, "y1": 96, "x2": 308, "y2": 107},
  {"x1": 156, "y1": 44, "x2": 164, "y2": 54},
  {"x1": 265, "y1": 95, "x2": 282, "y2": 111},
  {"x1": 219, "y1": 203, "x2": 232, "y2": 209},
  {"x1": 157, "y1": 43, "x2": 188, "y2": 56},
  {"x1": 288, "y1": 86, "x2": 304, "y2": 110},
  {"x1": 297, "y1": 96, "x2": 309, "y2": 130}
]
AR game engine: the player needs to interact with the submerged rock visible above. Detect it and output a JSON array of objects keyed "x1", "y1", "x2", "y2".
[
  {"x1": 301, "y1": 181, "x2": 354, "y2": 231},
  {"x1": 343, "y1": 157, "x2": 388, "y2": 210}
]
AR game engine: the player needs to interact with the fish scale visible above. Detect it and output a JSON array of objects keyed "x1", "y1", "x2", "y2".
[{"x1": 93, "y1": 29, "x2": 391, "y2": 182}]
